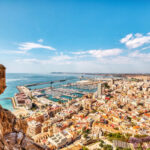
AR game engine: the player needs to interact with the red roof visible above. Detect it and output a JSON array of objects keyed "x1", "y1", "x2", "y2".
[{"x1": 105, "y1": 97, "x2": 110, "y2": 100}]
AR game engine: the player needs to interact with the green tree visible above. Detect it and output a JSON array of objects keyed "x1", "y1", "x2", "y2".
[
  {"x1": 136, "y1": 147, "x2": 142, "y2": 150},
  {"x1": 116, "y1": 148, "x2": 131, "y2": 150},
  {"x1": 103, "y1": 83, "x2": 110, "y2": 89},
  {"x1": 99, "y1": 140, "x2": 104, "y2": 148},
  {"x1": 84, "y1": 133, "x2": 88, "y2": 138},
  {"x1": 82, "y1": 146, "x2": 89, "y2": 150},
  {"x1": 99, "y1": 143, "x2": 104, "y2": 148},
  {"x1": 116, "y1": 148, "x2": 122, "y2": 150},
  {"x1": 103, "y1": 144, "x2": 113, "y2": 150}
]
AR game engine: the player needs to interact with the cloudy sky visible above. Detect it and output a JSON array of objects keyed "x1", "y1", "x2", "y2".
[{"x1": 0, "y1": 0, "x2": 150, "y2": 73}]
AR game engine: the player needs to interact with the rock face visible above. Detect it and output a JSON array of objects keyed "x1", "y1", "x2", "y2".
[
  {"x1": 0, "y1": 65, "x2": 49, "y2": 149},
  {"x1": 0, "y1": 105, "x2": 49, "y2": 150},
  {"x1": 0, "y1": 105, "x2": 27, "y2": 135}
]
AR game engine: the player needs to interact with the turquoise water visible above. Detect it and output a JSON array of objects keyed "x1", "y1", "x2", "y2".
[
  {"x1": 0, "y1": 73, "x2": 79, "y2": 111},
  {"x1": 72, "y1": 93, "x2": 83, "y2": 97},
  {"x1": 0, "y1": 73, "x2": 99, "y2": 111},
  {"x1": 61, "y1": 95, "x2": 72, "y2": 100},
  {"x1": 48, "y1": 95, "x2": 66, "y2": 103}
]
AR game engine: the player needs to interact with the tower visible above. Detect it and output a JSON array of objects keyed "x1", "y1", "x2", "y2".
[
  {"x1": 0, "y1": 64, "x2": 6, "y2": 95},
  {"x1": 111, "y1": 78, "x2": 114, "y2": 85},
  {"x1": 97, "y1": 83, "x2": 102, "y2": 98}
]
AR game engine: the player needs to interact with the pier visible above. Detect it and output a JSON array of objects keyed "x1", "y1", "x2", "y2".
[{"x1": 24, "y1": 78, "x2": 74, "y2": 87}]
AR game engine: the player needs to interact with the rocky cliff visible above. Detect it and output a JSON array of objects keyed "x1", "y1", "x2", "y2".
[{"x1": 0, "y1": 105, "x2": 50, "y2": 150}]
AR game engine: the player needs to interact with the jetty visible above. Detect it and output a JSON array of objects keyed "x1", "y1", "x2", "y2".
[{"x1": 24, "y1": 78, "x2": 74, "y2": 87}]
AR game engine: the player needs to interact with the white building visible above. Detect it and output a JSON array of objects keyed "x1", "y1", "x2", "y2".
[
  {"x1": 97, "y1": 83, "x2": 102, "y2": 98},
  {"x1": 48, "y1": 132, "x2": 67, "y2": 148}
]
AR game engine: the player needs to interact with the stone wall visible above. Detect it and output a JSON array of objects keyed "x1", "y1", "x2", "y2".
[{"x1": 0, "y1": 64, "x2": 6, "y2": 95}]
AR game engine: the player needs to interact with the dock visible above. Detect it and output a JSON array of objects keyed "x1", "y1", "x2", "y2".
[
  {"x1": 44, "y1": 87, "x2": 87, "y2": 98},
  {"x1": 24, "y1": 78, "x2": 74, "y2": 87}
]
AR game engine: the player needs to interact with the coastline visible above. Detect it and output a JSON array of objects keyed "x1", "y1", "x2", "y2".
[{"x1": 0, "y1": 73, "x2": 80, "y2": 111}]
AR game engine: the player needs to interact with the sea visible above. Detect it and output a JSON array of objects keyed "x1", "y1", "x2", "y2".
[{"x1": 0, "y1": 73, "x2": 95, "y2": 111}]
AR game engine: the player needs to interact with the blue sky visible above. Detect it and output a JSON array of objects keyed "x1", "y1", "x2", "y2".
[{"x1": 0, "y1": 0, "x2": 150, "y2": 73}]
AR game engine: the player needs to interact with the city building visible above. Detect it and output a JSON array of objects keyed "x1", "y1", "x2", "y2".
[
  {"x1": 48, "y1": 132, "x2": 68, "y2": 148},
  {"x1": 27, "y1": 120, "x2": 42, "y2": 136},
  {"x1": 97, "y1": 83, "x2": 102, "y2": 98}
]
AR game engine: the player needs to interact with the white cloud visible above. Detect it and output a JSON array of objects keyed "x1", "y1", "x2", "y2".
[
  {"x1": 120, "y1": 34, "x2": 133, "y2": 43},
  {"x1": 72, "y1": 48, "x2": 122, "y2": 58},
  {"x1": 98, "y1": 56, "x2": 134, "y2": 64},
  {"x1": 11, "y1": 50, "x2": 150, "y2": 73},
  {"x1": 16, "y1": 58, "x2": 39, "y2": 63},
  {"x1": 141, "y1": 46, "x2": 150, "y2": 50},
  {"x1": 88, "y1": 48, "x2": 122, "y2": 58},
  {"x1": 147, "y1": 32, "x2": 150, "y2": 35},
  {"x1": 72, "y1": 51, "x2": 87, "y2": 55},
  {"x1": 42, "y1": 54, "x2": 72, "y2": 65},
  {"x1": 51, "y1": 55, "x2": 71, "y2": 62},
  {"x1": 0, "y1": 40, "x2": 56, "y2": 55},
  {"x1": 18, "y1": 42, "x2": 56, "y2": 51},
  {"x1": 129, "y1": 50, "x2": 150, "y2": 62},
  {"x1": 0, "y1": 50, "x2": 26, "y2": 54},
  {"x1": 38, "y1": 39, "x2": 44, "y2": 43},
  {"x1": 16, "y1": 54, "x2": 72, "y2": 65},
  {"x1": 135, "y1": 33, "x2": 143, "y2": 37},
  {"x1": 120, "y1": 32, "x2": 150, "y2": 49}
]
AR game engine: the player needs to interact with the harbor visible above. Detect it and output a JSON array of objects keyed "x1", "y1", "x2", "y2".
[
  {"x1": 0, "y1": 72, "x2": 117, "y2": 111},
  {"x1": 12, "y1": 77, "x2": 102, "y2": 110}
]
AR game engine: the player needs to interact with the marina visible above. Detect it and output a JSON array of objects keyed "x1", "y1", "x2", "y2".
[
  {"x1": 0, "y1": 73, "x2": 110, "y2": 110},
  {"x1": 12, "y1": 78, "x2": 100, "y2": 109}
]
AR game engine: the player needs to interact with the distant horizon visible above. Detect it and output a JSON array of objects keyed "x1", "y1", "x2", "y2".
[{"x1": 5, "y1": 72, "x2": 150, "y2": 75}]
